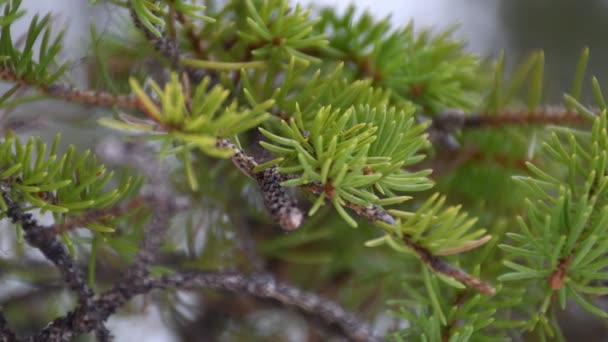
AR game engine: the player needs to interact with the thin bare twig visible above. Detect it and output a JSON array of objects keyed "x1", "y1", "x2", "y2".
[
  {"x1": 38, "y1": 272, "x2": 381, "y2": 342},
  {"x1": 0, "y1": 308, "x2": 17, "y2": 342}
]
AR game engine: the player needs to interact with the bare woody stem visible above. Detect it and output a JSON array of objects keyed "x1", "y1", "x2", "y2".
[
  {"x1": 0, "y1": 309, "x2": 17, "y2": 342},
  {"x1": 34, "y1": 271, "x2": 381, "y2": 342},
  {"x1": 52, "y1": 198, "x2": 144, "y2": 235},
  {"x1": 0, "y1": 189, "x2": 109, "y2": 340},
  {"x1": 431, "y1": 107, "x2": 590, "y2": 133}
]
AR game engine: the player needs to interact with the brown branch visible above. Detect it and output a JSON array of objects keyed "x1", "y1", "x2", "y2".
[
  {"x1": 30, "y1": 140, "x2": 174, "y2": 341},
  {"x1": 461, "y1": 108, "x2": 589, "y2": 128},
  {"x1": 550, "y1": 254, "x2": 573, "y2": 290},
  {"x1": 441, "y1": 291, "x2": 469, "y2": 342},
  {"x1": 52, "y1": 197, "x2": 144, "y2": 235},
  {"x1": 128, "y1": 5, "x2": 206, "y2": 85},
  {"x1": 430, "y1": 107, "x2": 591, "y2": 135},
  {"x1": 129, "y1": 8, "x2": 180, "y2": 71},
  {"x1": 427, "y1": 107, "x2": 592, "y2": 151}
]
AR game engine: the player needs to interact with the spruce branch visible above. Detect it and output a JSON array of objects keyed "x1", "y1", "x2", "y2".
[
  {"x1": 430, "y1": 107, "x2": 589, "y2": 133},
  {"x1": 33, "y1": 271, "x2": 380, "y2": 342},
  {"x1": 216, "y1": 137, "x2": 304, "y2": 231},
  {"x1": 305, "y1": 183, "x2": 495, "y2": 295},
  {"x1": 0, "y1": 309, "x2": 17, "y2": 342},
  {"x1": 0, "y1": 189, "x2": 108, "y2": 340},
  {"x1": 52, "y1": 197, "x2": 144, "y2": 235},
  {"x1": 147, "y1": 272, "x2": 380, "y2": 342},
  {"x1": 128, "y1": 2, "x2": 211, "y2": 85},
  {"x1": 129, "y1": 4, "x2": 180, "y2": 70},
  {"x1": 168, "y1": 0, "x2": 206, "y2": 59},
  {"x1": 0, "y1": 69, "x2": 140, "y2": 110}
]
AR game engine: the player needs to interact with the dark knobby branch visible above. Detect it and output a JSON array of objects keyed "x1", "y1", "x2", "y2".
[
  {"x1": 95, "y1": 139, "x2": 172, "y2": 277},
  {"x1": 37, "y1": 272, "x2": 381, "y2": 342},
  {"x1": 0, "y1": 308, "x2": 17, "y2": 342},
  {"x1": 0, "y1": 189, "x2": 109, "y2": 341},
  {"x1": 150, "y1": 273, "x2": 380, "y2": 342},
  {"x1": 128, "y1": 4, "x2": 208, "y2": 85},
  {"x1": 31, "y1": 140, "x2": 173, "y2": 341},
  {"x1": 128, "y1": 6, "x2": 180, "y2": 71}
]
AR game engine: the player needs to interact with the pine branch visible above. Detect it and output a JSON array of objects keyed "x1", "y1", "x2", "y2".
[
  {"x1": 0, "y1": 309, "x2": 17, "y2": 342},
  {"x1": 149, "y1": 273, "x2": 381, "y2": 342},
  {"x1": 168, "y1": 0, "x2": 206, "y2": 59},
  {"x1": 307, "y1": 183, "x2": 495, "y2": 295},
  {"x1": 0, "y1": 189, "x2": 108, "y2": 340},
  {"x1": 52, "y1": 197, "x2": 144, "y2": 235},
  {"x1": 128, "y1": 3, "x2": 207, "y2": 85},
  {"x1": 219, "y1": 140, "x2": 495, "y2": 295},
  {"x1": 216, "y1": 138, "x2": 304, "y2": 231},
  {"x1": 430, "y1": 107, "x2": 590, "y2": 134},
  {"x1": 0, "y1": 69, "x2": 139, "y2": 110},
  {"x1": 129, "y1": 5, "x2": 180, "y2": 70},
  {"x1": 427, "y1": 107, "x2": 591, "y2": 150},
  {"x1": 34, "y1": 271, "x2": 380, "y2": 342}
]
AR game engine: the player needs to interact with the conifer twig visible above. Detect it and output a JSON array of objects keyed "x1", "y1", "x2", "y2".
[
  {"x1": 0, "y1": 188, "x2": 108, "y2": 340},
  {"x1": 0, "y1": 309, "x2": 17, "y2": 342},
  {"x1": 36, "y1": 272, "x2": 381, "y2": 342},
  {"x1": 431, "y1": 107, "x2": 590, "y2": 134},
  {"x1": 304, "y1": 182, "x2": 496, "y2": 295},
  {"x1": 52, "y1": 198, "x2": 144, "y2": 235},
  {"x1": 128, "y1": 5, "x2": 206, "y2": 84},
  {"x1": 216, "y1": 138, "x2": 304, "y2": 231},
  {"x1": 0, "y1": 69, "x2": 140, "y2": 110},
  {"x1": 214, "y1": 144, "x2": 494, "y2": 294},
  {"x1": 427, "y1": 107, "x2": 590, "y2": 150},
  {"x1": 146, "y1": 272, "x2": 381, "y2": 342}
]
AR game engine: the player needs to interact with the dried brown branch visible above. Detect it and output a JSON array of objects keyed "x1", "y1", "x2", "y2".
[{"x1": 168, "y1": 0, "x2": 207, "y2": 59}]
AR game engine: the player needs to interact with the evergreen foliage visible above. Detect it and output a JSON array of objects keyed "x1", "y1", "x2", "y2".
[{"x1": 0, "y1": 0, "x2": 605, "y2": 341}]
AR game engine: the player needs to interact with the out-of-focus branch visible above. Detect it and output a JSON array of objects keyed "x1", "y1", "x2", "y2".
[
  {"x1": 38, "y1": 272, "x2": 381, "y2": 342},
  {"x1": 0, "y1": 189, "x2": 108, "y2": 341},
  {"x1": 0, "y1": 309, "x2": 17, "y2": 342}
]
